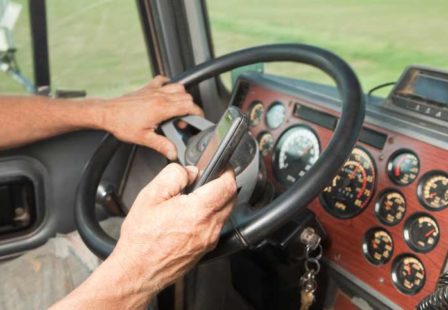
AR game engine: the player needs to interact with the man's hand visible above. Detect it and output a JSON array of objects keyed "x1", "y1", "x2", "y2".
[
  {"x1": 51, "y1": 163, "x2": 237, "y2": 310},
  {"x1": 114, "y1": 164, "x2": 236, "y2": 294},
  {"x1": 102, "y1": 76, "x2": 203, "y2": 160}
]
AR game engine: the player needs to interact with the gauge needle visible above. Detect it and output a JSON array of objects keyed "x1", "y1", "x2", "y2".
[
  {"x1": 425, "y1": 229, "x2": 436, "y2": 238},
  {"x1": 299, "y1": 145, "x2": 313, "y2": 156},
  {"x1": 385, "y1": 201, "x2": 392, "y2": 210},
  {"x1": 395, "y1": 156, "x2": 405, "y2": 177},
  {"x1": 349, "y1": 165, "x2": 359, "y2": 180},
  {"x1": 357, "y1": 168, "x2": 368, "y2": 199}
]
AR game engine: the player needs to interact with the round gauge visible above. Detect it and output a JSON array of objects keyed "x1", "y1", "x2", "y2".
[
  {"x1": 404, "y1": 213, "x2": 440, "y2": 253},
  {"x1": 272, "y1": 126, "x2": 320, "y2": 188},
  {"x1": 363, "y1": 228, "x2": 394, "y2": 265},
  {"x1": 266, "y1": 102, "x2": 286, "y2": 129},
  {"x1": 418, "y1": 171, "x2": 448, "y2": 211},
  {"x1": 392, "y1": 255, "x2": 426, "y2": 295},
  {"x1": 257, "y1": 132, "x2": 274, "y2": 156},
  {"x1": 320, "y1": 147, "x2": 376, "y2": 219},
  {"x1": 248, "y1": 101, "x2": 264, "y2": 127},
  {"x1": 387, "y1": 151, "x2": 420, "y2": 186},
  {"x1": 375, "y1": 191, "x2": 406, "y2": 226}
]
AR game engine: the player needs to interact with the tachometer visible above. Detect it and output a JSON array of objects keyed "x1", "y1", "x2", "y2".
[
  {"x1": 418, "y1": 171, "x2": 448, "y2": 211},
  {"x1": 320, "y1": 147, "x2": 376, "y2": 219},
  {"x1": 273, "y1": 126, "x2": 320, "y2": 188}
]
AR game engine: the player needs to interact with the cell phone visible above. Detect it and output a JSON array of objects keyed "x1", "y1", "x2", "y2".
[{"x1": 188, "y1": 106, "x2": 248, "y2": 192}]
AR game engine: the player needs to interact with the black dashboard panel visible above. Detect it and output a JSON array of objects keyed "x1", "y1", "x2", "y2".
[
  {"x1": 233, "y1": 72, "x2": 448, "y2": 309},
  {"x1": 0, "y1": 131, "x2": 132, "y2": 258}
]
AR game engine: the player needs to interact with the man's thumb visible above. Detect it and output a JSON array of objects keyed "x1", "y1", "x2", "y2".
[{"x1": 140, "y1": 163, "x2": 198, "y2": 205}]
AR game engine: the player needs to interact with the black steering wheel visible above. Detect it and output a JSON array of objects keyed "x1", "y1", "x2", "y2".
[{"x1": 75, "y1": 44, "x2": 365, "y2": 260}]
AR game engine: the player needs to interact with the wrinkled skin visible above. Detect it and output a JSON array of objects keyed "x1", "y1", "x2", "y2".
[
  {"x1": 0, "y1": 75, "x2": 202, "y2": 161},
  {"x1": 51, "y1": 164, "x2": 237, "y2": 309},
  {"x1": 102, "y1": 76, "x2": 203, "y2": 160}
]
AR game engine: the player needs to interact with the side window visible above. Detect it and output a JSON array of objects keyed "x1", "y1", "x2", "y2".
[
  {"x1": 46, "y1": 0, "x2": 151, "y2": 97},
  {"x1": 0, "y1": 0, "x2": 34, "y2": 94}
]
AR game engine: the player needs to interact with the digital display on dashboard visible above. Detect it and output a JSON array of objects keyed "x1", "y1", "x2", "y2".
[{"x1": 413, "y1": 74, "x2": 448, "y2": 106}]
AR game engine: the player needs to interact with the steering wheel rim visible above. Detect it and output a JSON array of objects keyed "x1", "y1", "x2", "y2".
[{"x1": 75, "y1": 43, "x2": 365, "y2": 260}]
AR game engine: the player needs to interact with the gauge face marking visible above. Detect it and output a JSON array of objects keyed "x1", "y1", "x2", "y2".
[
  {"x1": 363, "y1": 228, "x2": 393, "y2": 265},
  {"x1": 375, "y1": 191, "x2": 406, "y2": 226},
  {"x1": 257, "y1": 132, "x2": 274, "y2": 156},
  {"x1": 404, "y1": 213, "x2": 440, "y2": 253},
  {"x1": 392, "y1": 255, "x2": 425, "y2": 295},
  {"x1": 418, "y1": 171, "x2": 448, "y2": 211},
  {"x1": 387, "y1": 151, "x2": 420, "y2": 186},
  {"x1": 321, "y1": 147, "x2": 376, "y2": 219},
  {"x1": 248, "y1": 101, "x2": 264, "y2": 127},
  {"x1": 266, "y1": 102, "x2": 286, "y2": 129},
  {"x1": 272, "y1": 126, "x2": 320, "y2": 188}
]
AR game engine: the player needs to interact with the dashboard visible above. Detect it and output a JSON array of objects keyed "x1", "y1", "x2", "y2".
[{"x1": 232, "y1": 72, "x2": 448, "y2": 309}]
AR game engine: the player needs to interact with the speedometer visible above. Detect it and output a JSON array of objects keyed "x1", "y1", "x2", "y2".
[
  {"x1": 273, "y1": 126, "x2": 320, "y2": 188},
  {"x1": 320, "y1": 147, "x2": 376, "y2": 219}
]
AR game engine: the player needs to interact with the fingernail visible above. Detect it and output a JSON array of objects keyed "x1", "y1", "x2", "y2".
[
  {"x1": 167, "y1": 149, "x2": 177, "y2": 161},
  {"x1": 185, "y1": 166, "x2": 198, "y2": 176}
]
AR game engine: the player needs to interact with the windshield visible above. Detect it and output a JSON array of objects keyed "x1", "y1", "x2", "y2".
[{"x1": 207, "y1": 0, "x2": 448, "y2": 96}]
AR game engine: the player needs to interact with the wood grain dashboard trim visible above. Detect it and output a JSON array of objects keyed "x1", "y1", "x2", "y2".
[{"x1": 239, "y1": 81, "x2": 448, "y2": 309}]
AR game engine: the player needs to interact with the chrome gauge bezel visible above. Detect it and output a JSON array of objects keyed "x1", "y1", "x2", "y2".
[
  {"x1": 362, "y1": 227, "x2": 394, "y2": 266},
  {"x1": 386, "y1": 149, "x2": 420, "y2": 186},
  {"x1": 320, "y1": 146, "x2": 377, "y2": 219},
  {"x1": 403, "y1": 212, "x2": 440, "y2": 253},
  {"x1": 374, "y1": 189, "x2": 407, "y2": 226},
  {"x1": 391, "y1": 254, "x2": 426, "y2": 295},
  {"x1": 257, "y1": 131, "x2": 274, "y2": 156},
  {"x1": 248, "y1": 100, "x2": 265, "y2": 128},
  {"x1": 265, "y1": 101, "x2": 287, "y2": 129},
  {"x1": 417, "y1": 170, "x2": 448, "y2": 211}
]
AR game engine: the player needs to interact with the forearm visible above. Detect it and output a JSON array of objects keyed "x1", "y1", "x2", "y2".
[
  {"x1": 0, "y1": 96, "x2": 106, "y2": 150},
  {"x1": 50, "y1": 251, "x2": 158, "y2": 310}
]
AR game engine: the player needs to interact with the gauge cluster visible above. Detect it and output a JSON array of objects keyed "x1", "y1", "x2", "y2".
[{"x1": 236, "y1": 76, "x2": 448, "y2": 308}]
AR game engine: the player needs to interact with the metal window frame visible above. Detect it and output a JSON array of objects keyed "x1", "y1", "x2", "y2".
[
  {"x1": 137, "y1": 0, "x2": 228, "y2": 122},
  {"x1": 29, "y1": 0, "x2": 50, "y2": 92}
]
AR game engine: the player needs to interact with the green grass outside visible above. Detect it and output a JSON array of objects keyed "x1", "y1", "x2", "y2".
[
  {"x1": 0, "y1": 0, "x2": 150, "y2": 97},
  {"x1": 208, "y1": 0, "x2": 448, "y2": 95},
  {"x1": 1, "y1": 0, "x2": 447, "y2": 98}
]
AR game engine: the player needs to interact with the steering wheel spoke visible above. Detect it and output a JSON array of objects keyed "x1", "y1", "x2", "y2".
[{"x1": 160, "y1": 115, "x2": 214, "y2": 165}]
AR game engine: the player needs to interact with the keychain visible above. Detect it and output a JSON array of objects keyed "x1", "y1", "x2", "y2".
[{"x1": 299, "y1": 228, "x2": 322, "y2": 310}]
